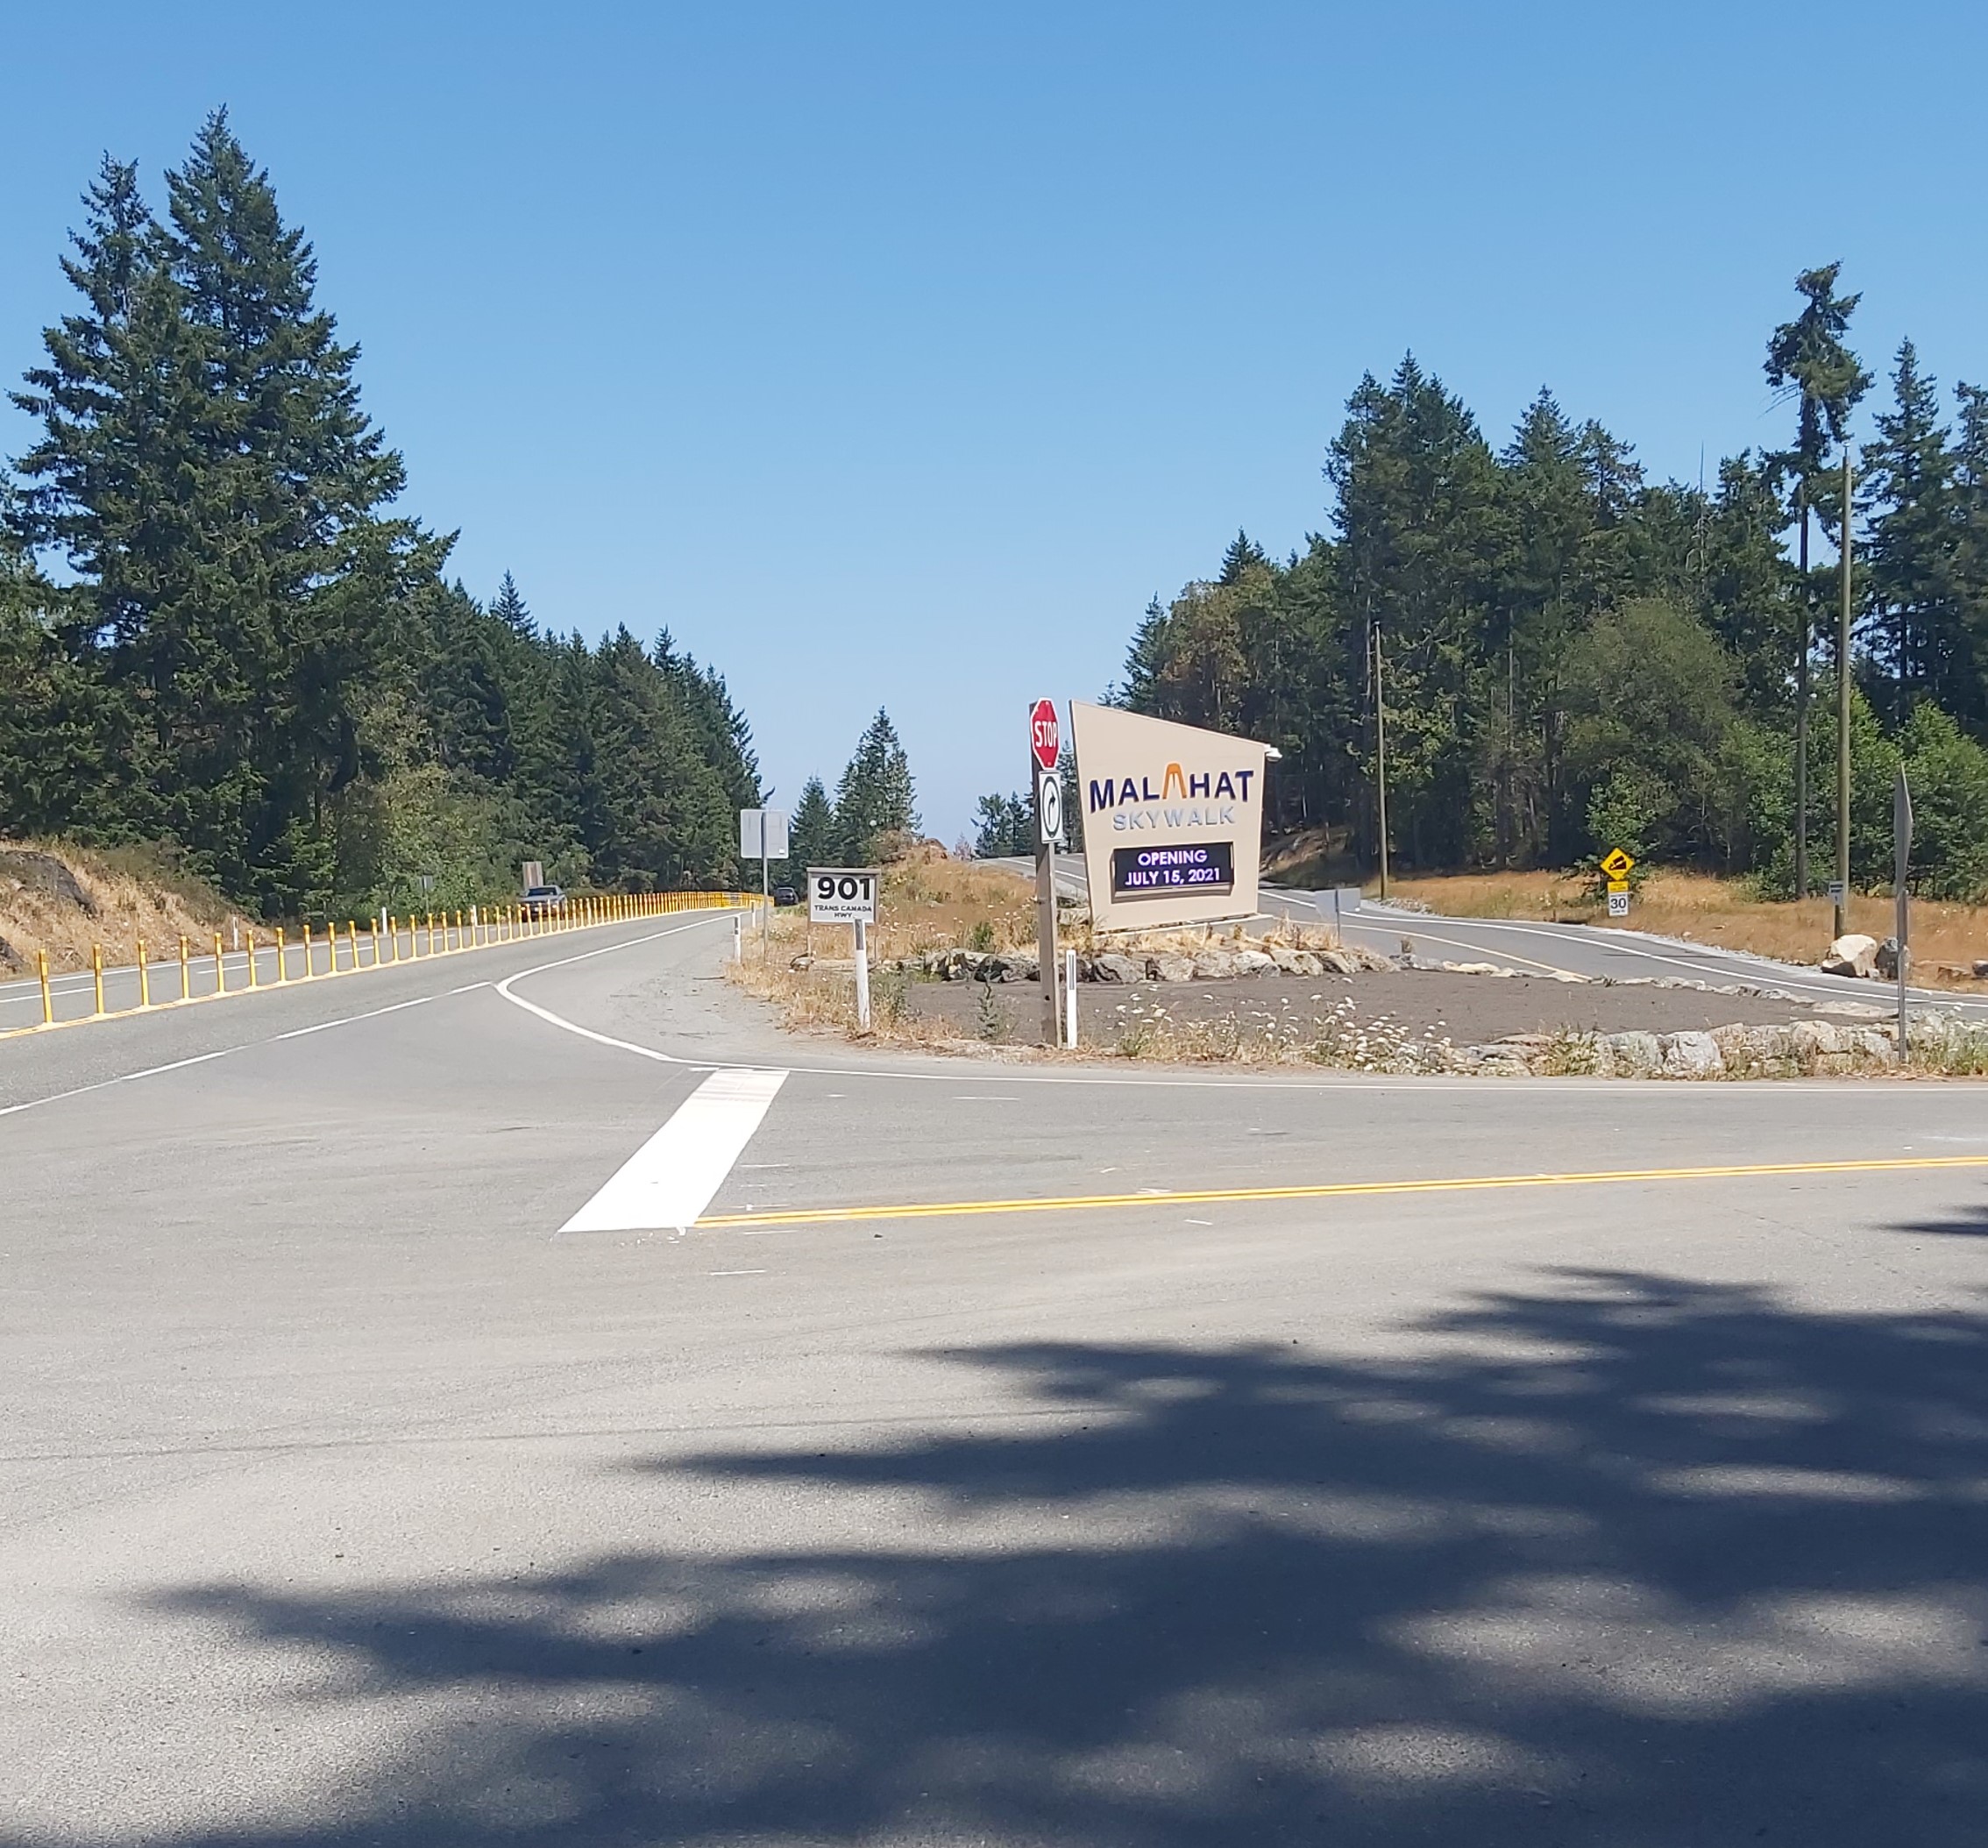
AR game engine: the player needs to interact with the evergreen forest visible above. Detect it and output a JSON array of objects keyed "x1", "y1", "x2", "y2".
[
  {"x1": 1113, "y1": 267, "x2": 1988, "y2": 900},
  {"x1": 0, "y1": 114, "x2": 772, "y2": 919}
]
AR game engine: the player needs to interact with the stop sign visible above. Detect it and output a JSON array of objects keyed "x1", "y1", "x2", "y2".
[{"x1": 1029, "y1": 698, "x2": 1060, "y2": 772}]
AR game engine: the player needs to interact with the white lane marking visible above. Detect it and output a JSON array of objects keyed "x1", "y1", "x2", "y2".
[
  {"x1": 559, "y1": 1067, "x2": 790, "y2": 1233},
  {"x1": 0, "y1": 1048, "x2": 235, "y2": 1120}
]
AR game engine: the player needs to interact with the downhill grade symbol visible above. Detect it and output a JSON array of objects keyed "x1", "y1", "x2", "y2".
[
  {"x1": 1030, "y1": 699, "x2": 1060, "y2": 774},
  {"x1": 1599, "y1": 846, "x2": 1635, "y2": 881}
]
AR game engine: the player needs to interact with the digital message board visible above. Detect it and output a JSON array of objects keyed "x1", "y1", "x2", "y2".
[{"x1": 1110, "y1": 841, "x2": 1234, "y2": 900}]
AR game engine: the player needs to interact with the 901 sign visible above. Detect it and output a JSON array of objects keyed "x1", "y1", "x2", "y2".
[{"x1": 807, "y1": 867, "x2": 879, "y2": 924}]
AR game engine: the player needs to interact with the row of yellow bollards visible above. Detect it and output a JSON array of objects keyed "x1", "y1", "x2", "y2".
[{"x1": 23, "y1": 889, "x2": 754, "y2": 1032}]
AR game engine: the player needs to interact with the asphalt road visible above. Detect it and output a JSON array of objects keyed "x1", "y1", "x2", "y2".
[
  {"x1": 997, "y1": 853, "x2": 1988, "y2": 1020},
  {"x1": 4, "y1": 912, "x2": 1986, "y2": 1845}
]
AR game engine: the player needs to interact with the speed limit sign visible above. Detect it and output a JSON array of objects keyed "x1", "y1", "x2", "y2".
[{"x1": 1036, "y1": 769, "x2": 1063, "y2": 845}]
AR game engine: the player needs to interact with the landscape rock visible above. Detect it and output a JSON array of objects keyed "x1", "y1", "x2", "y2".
[
  {"x1": 1874, "y1": 936, "x2": 1901, "y2": 979},
  {"x1": 1661, "y1": 1030, "x2": 1724, "y2": 1077},
  {"x1": 1149, "y1": 955, "x2": 1196, "y2": 984},
  {"x1": 1790, "y1": 1020, "x2": 1842, "y2": 1059},
  {"x1": 1090, "y1": 953, "x2": 1142, "y2": 984},
  {"x1": 1600, "y1": 1030, "x2": 1662, "y2": 1076},
  {"x1": 1821, "y1": 933, "x2": 1878, "y2": 977},
  {"x1": 1268, "y1": 948, "x2": 1324, "y2": 977},
  {"x1": 1189, "y1": 951, "x2": 1239, "y2": 980},
  {"x1": 1232, "y1": 949, "x2": 1277, "y2": 977},
  {"x1": 1974, "y1": 960, "x2": 1988, "y2": 979}
]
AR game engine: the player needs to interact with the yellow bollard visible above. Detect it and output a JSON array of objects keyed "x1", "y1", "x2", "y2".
[
  {"x1": 214, "y1": 932, "x2": 225, "y2": 994},
  {"x1": 37, "y1": 949, "x2": 52, "y2": 1026},
  {"x1": 302, "y1": 922, "x2": 314, "y2": 977},
  {"x1": 275, "y1": 926, "x2": 288, "y2": 982},
  {"x1": 138, "y1": 939, "x2": 151, "y2": 1008},
  {"x1": 246, "y1": 928, "x2": 259, "y2": 988},
  {"x1": 179, "y1": 935, "x2": 190, "y2": 1000},
  {"x1": 92, "y1": 943, "x2": 105, "y2": 1016},
  {"x1": 388, "y1": 916, "x2": 398, "y2": 963}
]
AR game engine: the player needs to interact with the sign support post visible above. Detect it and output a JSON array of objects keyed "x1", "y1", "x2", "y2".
[
  {"x1": 854, "y1": 919, "x2": 871, "y2": 1031},
  {"x1": 1895, "y1": 768, "x2": 1913, "y2": 1052},
  {"x1": 740, "y1": 807, "x2": 789, "y2": 956},
  {"x1": 1030, "y1": 699, "x2": 1062, "y2": 1048}
]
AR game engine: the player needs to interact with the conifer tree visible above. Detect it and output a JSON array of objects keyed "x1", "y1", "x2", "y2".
[
  {"x1": 1860, "y1": 341, "x2": 1960, "y2": 719},
  {"x1": 786, "y1": 776, "x2": 837, "y2": 877},
  {"x1": 833, "y1": 708, "x2": 918, "y2": 860},
  {"x1": 489, "y1": 571, "x2": 534, "y2": 636},
  {"x1": 1764, "y1": 262, "x2": 1870, "y2": 894}
]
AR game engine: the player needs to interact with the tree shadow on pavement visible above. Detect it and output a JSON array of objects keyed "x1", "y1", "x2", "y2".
[{"x1": 65, "y1": 1267, "x2": 1988, "y2": 1845}]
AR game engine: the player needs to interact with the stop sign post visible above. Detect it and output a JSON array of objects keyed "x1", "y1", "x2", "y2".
[{"x1": 1030, "y1": 699, "x2": 1064, "y2": 1047}]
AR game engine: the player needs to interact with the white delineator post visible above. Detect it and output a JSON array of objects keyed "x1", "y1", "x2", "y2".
[
  {"x1": 733, "y1": 914, "x2": 742, "y2": 963},
  {"x1": 1064, "y1": 947, "x2": 1078, "y2": 1048},
  {"x1": 854, "y1": 919, "x2": 871, "y2": 1031}
]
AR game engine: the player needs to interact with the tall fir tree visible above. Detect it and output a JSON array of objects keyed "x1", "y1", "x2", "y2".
[
  {"x1": 1764, "y1": 261, "x2": 1870, "y2": 894},
  {"x1": 833, "y1": 708, "x2": 918, "y2": 860},
  {"x1": 1859, "y1": 341, "x2": 1961, "y2": 720}
]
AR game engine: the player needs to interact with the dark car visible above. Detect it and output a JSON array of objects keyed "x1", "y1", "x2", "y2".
[
  {"x1": 771, "y1": 884, "x2": 800, "y2": 907},
  {"x1": 520, "y1": 884, "x2": 566, "y2": 918}
]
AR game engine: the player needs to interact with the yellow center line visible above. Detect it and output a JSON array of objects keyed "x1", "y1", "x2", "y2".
[{"x1": 697, "y1": 1155, "x2": 1988, "y2": 1229}]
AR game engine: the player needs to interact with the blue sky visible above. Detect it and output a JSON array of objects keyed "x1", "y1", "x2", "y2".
[{"x1": 4, "y1": 2, "x2": 1983, "y2": 839}]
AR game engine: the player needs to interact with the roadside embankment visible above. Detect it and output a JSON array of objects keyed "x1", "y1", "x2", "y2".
[{"x1": 0, "y1": 841, "x2": 247, "y2": 975}]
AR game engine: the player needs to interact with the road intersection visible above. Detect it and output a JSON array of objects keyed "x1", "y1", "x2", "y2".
[{"x1": 4, "y1": 912, "x2": 1985, "y2": 1844}]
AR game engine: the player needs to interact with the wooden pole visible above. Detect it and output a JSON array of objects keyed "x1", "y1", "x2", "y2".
[
  {"x1": 1374, "y1": 621, "x2": 1391, "y2": 900},
  {"x1": 1794, "y1": 479, "x2": 1810, "y2": 899},
  {"x1": 1835, "y1": 451, "x2": 1854, "y2": 942}
]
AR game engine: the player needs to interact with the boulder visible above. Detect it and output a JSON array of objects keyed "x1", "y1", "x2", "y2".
[
  {"x1": 1148, "y1": 955, "x2": 1196, "y2": 984},
  {"x1": 1974, "y1": 960, "x2": 1988, "y2": 980},
  {"x1": 1790, "y1": 1020, "x2": 1842, "y2": 1059},
  {"x1": 1600, "y1": 1030, "x2": 1662, "y2": 1076},
  {"x1": 1661, "y1": 1031, "x2": 1725, "y2": 1077},
  {"x1": 1190, "y1": 950, "x2": 1239, "y2": 980},
  {"x1": 1855, "y1": 1029, "x2": 1898, "y2": 1063},
  {"x1": 1316, "y1": 950, "x2": 1363, "y2": 976},
  {"x1": 1232, "y1": 949, "x2": 1276, "y2": 977},
  {"x1": 1268, "y1": 948, "x2": 1324, "y2": 977},
  {"x1": 1090, "y1": 953, "x2": 1142, "y2": 984},
  {"x1": 991, "y1": 952, "x2": 1039, "y2": 983},
  {"x1": 1821, "y1": 933, "x2": 1878, "y2": 977},
  {"x1": 1873, "y1": 936, "x2": 1902, "y2": 979}
]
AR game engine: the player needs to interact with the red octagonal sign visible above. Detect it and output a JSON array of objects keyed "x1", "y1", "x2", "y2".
[{"x1": 1029, "y1": 699, "x2": 1060, "y2": 772}]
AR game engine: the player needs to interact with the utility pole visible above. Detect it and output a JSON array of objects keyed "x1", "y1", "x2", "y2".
[
  {"x1": 1794, "y1": 477, "x2": 1810, "y2": 899},
  {"x1": 1373, "y1": 619, "x2": 1391, "y2": 900},
  {"x1": 1835, "y1": 451, "x2": 1853, "y2": 942}
]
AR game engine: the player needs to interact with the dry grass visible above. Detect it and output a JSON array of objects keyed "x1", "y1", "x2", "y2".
[
  {"x1": 0, "y1": 838, "x2": 249, "y2": 975},
  {"x1": 1384, "y1": 868, "x2": 1988, "y2": 993}
]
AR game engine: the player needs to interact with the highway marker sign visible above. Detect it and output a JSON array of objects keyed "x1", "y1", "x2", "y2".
[
  {"x1": 1600, "y1": 847, "x2": 1635, "y2": 880},
  {"x1": 807, "y1": 869, "x2": 877, "y2": 924},
  {"x1": 1030, "y1": 698, "x2": 1061, "y2": 773}
]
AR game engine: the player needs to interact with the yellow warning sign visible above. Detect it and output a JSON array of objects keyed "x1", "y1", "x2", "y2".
[
  {"x1": 1607, "y1": 878, "x2": 1629, "y2": 895},
  {"x1": 1600, "y1": 847, "x2": 1635, "y2": 880}
]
